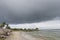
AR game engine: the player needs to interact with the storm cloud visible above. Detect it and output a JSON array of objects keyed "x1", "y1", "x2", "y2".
[{"x1": 0, "y1": 0, "x2": 60, "y2": 24}]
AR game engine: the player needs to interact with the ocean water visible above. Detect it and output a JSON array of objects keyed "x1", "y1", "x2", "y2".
[{"x1": 26, "y1": 29, "x2": 60, "y2": 40}]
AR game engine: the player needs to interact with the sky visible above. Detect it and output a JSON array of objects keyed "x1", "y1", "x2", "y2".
[
  {"x1": 0, "y1": 0, "x2": 60, "y2": 29},
  {"x1": 9, "y1": 19, "x2": 60, "y2": 29}
]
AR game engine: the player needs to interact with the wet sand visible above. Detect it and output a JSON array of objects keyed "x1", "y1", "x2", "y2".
[{"x1": 5, "y1": 31, "x2": 44, "y2": 40}]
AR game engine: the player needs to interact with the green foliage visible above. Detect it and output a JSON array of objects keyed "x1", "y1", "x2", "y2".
[
  {"x1": 6, "y1": 24, "x2": 11, "y2": 29},
  {"x1": 19, "y1": 28, "x2": 23, "y2": 30},
  {"x1": 35, "y1": 28, "x2": 39, "y2": 31},
  {"x1": 0, "y1": 22, "x2": 11, "y2": 29},
  {"x1": 6, "y1": 26, "x2": 11, "y2": 29},
  {"x1": 2, "y1": 22, "x2": 6, "y2": 25},
  {"x1": 0, "y1": 22, "x2": 6, "y2": 28}
]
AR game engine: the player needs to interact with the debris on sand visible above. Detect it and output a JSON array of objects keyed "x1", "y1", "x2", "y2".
[{"x1": 0, "y1": 29, "x2": 12, "y2": 40}]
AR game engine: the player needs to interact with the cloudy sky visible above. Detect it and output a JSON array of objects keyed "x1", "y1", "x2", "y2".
[{"x1": 0, "y1": 0, "x2": 60, "y2": 29}]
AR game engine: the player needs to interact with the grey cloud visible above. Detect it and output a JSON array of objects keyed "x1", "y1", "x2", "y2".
[{"x1": 0, "y1": 0, "x2": 60, "y2": 23}]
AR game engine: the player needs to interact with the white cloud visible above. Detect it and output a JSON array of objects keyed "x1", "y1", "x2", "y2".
[{"x1": 9, "y1": 20, "x2": 60, "y2": 29}]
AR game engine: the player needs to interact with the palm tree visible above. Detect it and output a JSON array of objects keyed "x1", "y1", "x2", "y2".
[
  {"x1": 6, "y1": 24, "x2": 11, "y2": 29},
  {"x1": 0, "y1": 22, "x2": 6, "y2": 28}
]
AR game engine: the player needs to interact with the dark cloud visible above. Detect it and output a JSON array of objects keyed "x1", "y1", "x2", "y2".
[{"x1": 0, "y1": 0, "x2": 60, "y2": 24}]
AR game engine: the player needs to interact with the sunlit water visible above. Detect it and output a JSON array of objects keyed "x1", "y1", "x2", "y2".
[{"x1": 26, "y1": 29, "x2": 60, "y2": 40}]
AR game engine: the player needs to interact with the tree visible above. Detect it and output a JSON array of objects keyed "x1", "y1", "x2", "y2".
[
  {"x1": 20, "y1": 28, "x2": 23, "y2": 30},
  {"x1": 0, "y1": 22, "x2": 6, "y2": 28},
  {"x1": 6, "y1": 24, "x2": 11, "y2": 29},
  {"x1": 35, "y1": 28, "x2": 39, "y2": 31},
  {"x1": 6, "y1": 26, "x2": 11, "y2": 29}
]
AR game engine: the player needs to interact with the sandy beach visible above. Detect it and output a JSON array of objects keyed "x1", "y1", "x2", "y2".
[{"x1": 5, "y1": 31, "x2": 44, "y2": 40}]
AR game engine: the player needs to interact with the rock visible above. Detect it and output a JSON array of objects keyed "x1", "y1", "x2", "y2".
[
  {"x1": 3, "y1": 29, "x2": 12, "y2": 36},
  {"x1": 0, "y1": 35, "x2": 6, "y2": 39},
  {"x1": 0, "y1": 29, "x2": 11, "y2": 38}
]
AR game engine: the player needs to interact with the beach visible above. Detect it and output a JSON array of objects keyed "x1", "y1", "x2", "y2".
[
  {"x1": 5, "y1": 29, "x2": 60, "y2": 40},
  {"x1": 5, "y1": 31, "x2": 44, "y2": 40}
]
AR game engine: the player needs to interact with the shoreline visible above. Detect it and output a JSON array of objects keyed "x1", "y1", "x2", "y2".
[{"x1": 5, "y1": 31, "x2": 44, "y2": 40}]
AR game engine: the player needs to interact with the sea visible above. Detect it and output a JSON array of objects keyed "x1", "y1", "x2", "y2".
[{"x1": 26, "y1": 29, "x2": 60, "y2": 40}]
